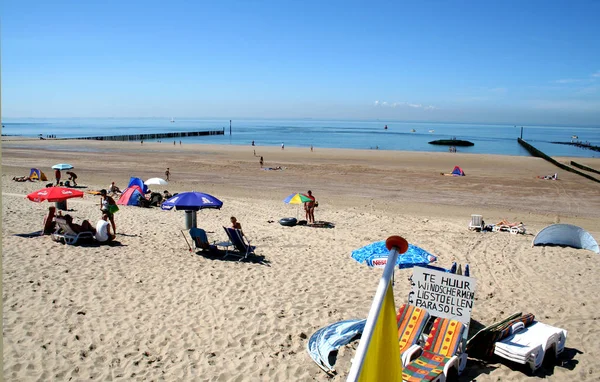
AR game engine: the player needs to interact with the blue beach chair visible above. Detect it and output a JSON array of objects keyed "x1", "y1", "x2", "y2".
[{"x1": 222, "y1": 227, "x2": 256, "y2": 260}]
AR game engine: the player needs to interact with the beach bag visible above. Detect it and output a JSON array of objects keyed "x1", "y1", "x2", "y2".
[{"x1": 103, "y1": 204, "x2": 119, "y2": 214}]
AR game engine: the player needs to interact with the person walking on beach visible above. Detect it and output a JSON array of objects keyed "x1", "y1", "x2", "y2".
[
  {"x1": 281, "y1": 142, "x2": 285, "y2": 150},
  {"x1": 165, "y1": 168, "x2": 171, "y2": 181},
  {"x1": 304, "y1": 190, "x2": 316, "y2": 224},
  {"x1": 310, "y1": 145, "x2": 313, "y2": 152},
  {"x1": 259, "y1": 156, "x2": 264, "y2": 167},
  {"x1": 99, "y1": 189, "x2": 117, "y2": 234},
  {"x1": 54, "y1": 169, "x2": 61, "y2": 186}
]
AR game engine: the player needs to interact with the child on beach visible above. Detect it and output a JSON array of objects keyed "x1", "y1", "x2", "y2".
[{"x1": 165, "y1": 168, "x2": 171, "y2": 181}]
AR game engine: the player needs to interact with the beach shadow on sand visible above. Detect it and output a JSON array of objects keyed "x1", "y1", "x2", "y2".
[
  {"x1": 74, "y1": 240, "x2": 126, "y2": 248},
  {"x1": 13, "y1": 231, "x2": 44, "y2": 238},
  {"x1": 194, "y1": 250, "x2": 270, "y2": 266}
]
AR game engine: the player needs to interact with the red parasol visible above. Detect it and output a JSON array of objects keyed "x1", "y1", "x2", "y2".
[{"x1": 26, "y1": 187, "x2": 84, "y2": 203}]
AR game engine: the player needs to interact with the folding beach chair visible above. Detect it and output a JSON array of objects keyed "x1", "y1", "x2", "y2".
[
  {"x1": 222, "y1": 227, "x2": 256, "y2": 260},
  {"x1": 51, "y1": 218, "x2": 95, "y2": 245},
  {"x1": 189, "y1": 227, "x2": 215, "y2": 252},
  {"x1": 402, "y1": 317, "x2": 467, "y2": 382},
  {"x1": 397, "y1": 304, "x2": 431, "y2": 366},
  {"x1": 468, "y1": 214, "x2": 483, "y2": 231}
]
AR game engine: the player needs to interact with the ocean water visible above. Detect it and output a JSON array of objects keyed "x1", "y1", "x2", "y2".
[{"x1": 2, "y1": 118, "x2": 599, "y2": 158}]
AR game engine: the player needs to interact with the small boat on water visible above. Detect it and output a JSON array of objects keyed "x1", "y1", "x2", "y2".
[
  {"x1": 429, "y1": 130, "x2": 435, "y2": 133},
  {"x1": 411, "y1": 129, "x2": 416, "y2": 132},
  {"x1": 170, "y1": 117, "x2": 175, "y2": 123},
  {"x1": 572, "y1": 135, "x2": 578, "y2": 139},
  {"x1": 384, "y1": 125, "x2": 388, "y2": 130}
]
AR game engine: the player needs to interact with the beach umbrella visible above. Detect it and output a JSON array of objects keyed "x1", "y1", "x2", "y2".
[
  {"x1": 162, "y1": 191, "x2": 223, "y2": 233},
  {"x1": 284, "y1": 193, "x2": 312, "y2": 204},
  {"x1": 26, "y1": 187, "x2": 84, "y2": 203},
  {"x1": 351, "y1": 241, "x2": 437, "y2": 269},
  {"x1": 161, "y1": 192, "x2": 223, "y2": 211},
  {"x1": 284, "y1": 193, "x2": 312, "y2": 219},
  {"x1": 144, "y1": 177, "x2": 168, "y2": 186},
  {"x1": 52, "y1": 163, "x2": 74, "y2": 170},
  {"x1": 26, "y1": 186, "x2": 84, "y2": 211}
]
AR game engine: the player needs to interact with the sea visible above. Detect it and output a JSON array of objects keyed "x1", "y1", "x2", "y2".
[{"x1": 2, "y1": 118, "x2": 599, "y2": 158}]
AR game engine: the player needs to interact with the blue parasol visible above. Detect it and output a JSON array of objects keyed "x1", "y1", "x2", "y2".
[
  {"x1": 161, "y1": 192, "x2": 223, "y2": 211},
  {"x1": 52, "y1": 163, "x2": 74, "y2": 170},
  {"x1": 351, "y1": 241, "x2": 437, "y2": 269}
]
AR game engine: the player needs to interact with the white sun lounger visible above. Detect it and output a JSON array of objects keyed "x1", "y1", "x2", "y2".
[
  {"x1": 469, "y1": 214, "x2": 484, "y2": 231},
  {"x1": 494, "y1": 321, "x2": 567, "y2": 373}
]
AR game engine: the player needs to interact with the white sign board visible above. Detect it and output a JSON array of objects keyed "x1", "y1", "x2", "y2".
[{"x1": 408, "y1": 266, "x2": 476, "y2": 328}]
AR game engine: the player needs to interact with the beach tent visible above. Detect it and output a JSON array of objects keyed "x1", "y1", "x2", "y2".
[
  {"x1": 532, "y1": 224, "x2": 599, "y2": 254},
  {"x1": 29, "y1": 168, "x2": 48, "y2": 181},
  {"x1": 451, "y1": 166, "x2": 465, "y2": 176},
  {"x1": 117, "y1": 185, "x2": 144, "y2": 206},
  {"x1": 127, "y1": 177, "x2": 148, "y2": 194}
]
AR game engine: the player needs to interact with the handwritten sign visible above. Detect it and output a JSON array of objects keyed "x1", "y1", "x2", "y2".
[{"x1": 408, "y1": 266, "x2": 476, "y2": 327}]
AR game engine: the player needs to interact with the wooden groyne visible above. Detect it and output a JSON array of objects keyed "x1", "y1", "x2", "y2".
[
  {"x1": 571, "y1": 161, "x2": 600, "y2": 175},
  {"x1": 551, "y1": 141, "x2": 600, "y2": 152},
  {"x1": 517, "y1": 138, "x2": 600, "y2": 183},
  {"x1": 62, "y1": 129, "x2": 225, "y2": 142}
]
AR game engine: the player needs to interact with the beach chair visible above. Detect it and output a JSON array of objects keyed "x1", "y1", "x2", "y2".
[
  {"x1": 397, "y1": 304, "x2": 431, "y2": 366},
  {"x1": 51, "y1": 218, "x2": 95, "y2": 245},
  {"x1": 402, "y1": 318, "x2": 467, "y2": 382},
  {"x1": 494, "y1": 321, "x2": 567, "y2": 374},
  {"x1": 222, "y1": 227, "x2": 256, "y2": 260},
  {"x1": 189, "y1": 227, "x2": 213, "y2": 252},
  {"x1": 468, "y1": 214, "x2": 483, "y2": 231}
]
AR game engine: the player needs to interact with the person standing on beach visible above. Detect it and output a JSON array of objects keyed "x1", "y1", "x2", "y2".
[
  {"x1": 165, "y1": 168, "x2": 171, "y2": 181},
  {"x1": 259, "y1": 156, "x2": 264, "y2": 167},
  {"x1": 310, "y1": 145, "x2": 313, "y2": 152},
  {"x1": 54, "y1": 169, "x2": 61, "y2": 186},
  {"x1": 304, "y1": 190, "x2": 316, "y2": 224},
  {"x1": 99, "y1": 189, "x2": 117, "y2": 234},
  {"x1": 281, "y1": 143, "x2": 284, "y2": 150}
]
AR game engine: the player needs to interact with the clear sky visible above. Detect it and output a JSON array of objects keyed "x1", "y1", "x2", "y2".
[{"x1": 2, "y1": 0, "x2": 600, "y2": 126}]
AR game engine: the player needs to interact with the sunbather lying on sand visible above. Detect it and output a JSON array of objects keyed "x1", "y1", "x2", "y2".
[{"x1": 12, "y1": 176, "x2": 33, "y2": 182}]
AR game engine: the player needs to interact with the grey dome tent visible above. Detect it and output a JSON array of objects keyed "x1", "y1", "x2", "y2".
[{"x1": 532, "y1": 224, "x2": 599, "y2": 254}]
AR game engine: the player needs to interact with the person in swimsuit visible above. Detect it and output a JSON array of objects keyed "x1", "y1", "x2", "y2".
[
  {"x1": 99, "y1": 189, "x2": 117, "y2": 234},
  {"x1": 304, "y1": 190, "x2": 316, "y2": 224}
]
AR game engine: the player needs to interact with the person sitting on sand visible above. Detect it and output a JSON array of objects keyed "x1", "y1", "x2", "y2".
[
  {"x1": 108, "y1": 182, "x2": 122, "y2": 195},
  {"x1": 66, "y1": 171, "x2": 78, "y2": 186},
  {"x1": 163, "y1": 190, "x2": 172, "y2": 199},
  {"x1": 95, "y1": 213, "x2": 115, "y2": 243},
  {"x1": 64, "y1": 214, "x2": 95, "y2": 234}
]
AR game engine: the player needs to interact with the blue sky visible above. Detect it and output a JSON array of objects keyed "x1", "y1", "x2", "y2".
[{"x1": 2, "y1": 0, "x2": 600, "y2": 126}]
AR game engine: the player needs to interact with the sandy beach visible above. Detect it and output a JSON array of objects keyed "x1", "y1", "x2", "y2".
[{"x1": 3, "y1": 138, "x2": 600, "y2": 381}]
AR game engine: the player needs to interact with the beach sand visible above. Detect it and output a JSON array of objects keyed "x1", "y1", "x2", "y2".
[{"x1": 3, "y1": 139, "x2": 600, "y2": 381}]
